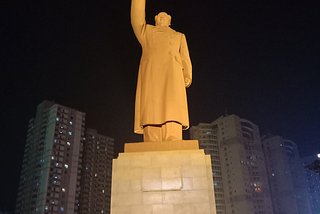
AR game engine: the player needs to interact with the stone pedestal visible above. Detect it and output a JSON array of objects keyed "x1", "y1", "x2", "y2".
[{"x1": 110, "y1": 140, "x2": 216, "y2": 214}]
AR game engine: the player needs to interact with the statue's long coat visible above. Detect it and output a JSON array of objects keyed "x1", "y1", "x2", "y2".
[{"x1": 131, "y1": 2, "x2": 192, "y2": 134}]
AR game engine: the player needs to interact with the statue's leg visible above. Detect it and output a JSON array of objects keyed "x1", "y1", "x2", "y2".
[
  {"x1": 143, "y1": 125, "x2": 162, "y2": 142},
  {"x1": 162, "y1": 122, "x2": 182, "y2": 141}
]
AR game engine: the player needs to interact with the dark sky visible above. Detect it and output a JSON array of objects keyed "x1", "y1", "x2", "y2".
[{"x1": 1, "y1": 0, "x2": 320, "y2": 212}]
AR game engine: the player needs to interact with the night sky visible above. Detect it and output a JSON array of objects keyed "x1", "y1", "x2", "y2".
[{"x1": 1, "y1": 0, "x2": 320, "y2": 212}]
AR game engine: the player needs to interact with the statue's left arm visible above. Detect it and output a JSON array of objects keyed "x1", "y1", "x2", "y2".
[{"x1": 180, "y1": 34, "x2": 192, "y2": 88}]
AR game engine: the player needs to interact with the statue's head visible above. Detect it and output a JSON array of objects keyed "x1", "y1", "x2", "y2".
[{"x1": 155, "y1": 12, "x2": 171, "y2": 27}]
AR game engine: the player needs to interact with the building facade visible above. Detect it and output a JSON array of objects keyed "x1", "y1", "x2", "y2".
[
  {"x1": 301, "y1": 154, "x2": 320, "y2": 214},
  {"x1": 190, "y1": 114, "x2": 274, "y2": 214},
  {"x1": 15, "y1": 101, "x2": 114, "y2": 214},
  {"x1": 261, "y1": 135, "x2": 312, "y2": 214},
  {"x1": 79, "y1": 129, "x2": 114, "y2": 214},
  {"x1": 190, "y1": 122, "x2": 226, "y2": 214}
]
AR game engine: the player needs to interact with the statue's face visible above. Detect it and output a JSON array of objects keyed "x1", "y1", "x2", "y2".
[{"x1": 155, "y1": 12, "x2": 171, "y2": 27}]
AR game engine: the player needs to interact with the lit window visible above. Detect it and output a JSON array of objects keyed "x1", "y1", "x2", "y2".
[
  {"x1": 51, "y1": 156, "x2": 54, "y2": 160},
  {"x1": 56, "y1": 118, "x2": 59, "y2": 121},
  {"x1": 70, "y1": 121, "x2": 72, "y2": 125},
  {"x1": 52, "y1": 201, "x2": 54, "y2": 204},
  {"x1": 101, "y1": 210, "x2": 104, "y2": 213},
  {"x1": 62, "y1": 188, "x2": 65, "y2": 192},
  {"x1": 272, "y1": 173, "x2": 275, "y2": 176},
  {"x1": 95, "y1": 173, "x2": 98, "y2": 177},
  {"x1": 54, "y1": 139, "x2": 57, "y2": 143},
  {"x1": 102, "y1": 189, "x2": 105, "y2": 193},
  {"x1": 92, "y1": 136, "x2": 95, "y2": 139},
  {"x1": 45, "y1": 206, "x2": 49, "y2": 210},
  {"x1": 78, "y1": 204, "x2": 80, "y2": 206},
  {"x1": 255, "y1": 187, "x2": 261, "y2": 192},
  {"x1": 54, "y1": 176, "x2": 58, "y2": 179},
  {"x1": 97, "y1": 146, "x2": 99, "y2": 149},
  {"x1": 68, "y1": 132, "x2": 72, "y2": 135},
  {"x1": 83, "y1": 138, "x2": 86, "y2": 140},
  {"x1": 56, "y1": 163, "x2": 59, "y2": 167},
  {"x1": 61, "y1": 207, "x2": 64, "y2": 211},
  {"x1": 64, "y1": 164, "x2": 68, "y2": 169},
  {"x1": 214, "y1": 183, "x2": 217, "y2": 186},
  {"x1": 86, "y1": 167, "x2": 88, "y2": 170},
  {"x1": 67, "y1": 142, "x2": 70, "y2": 146},
  {"x1": 54, "y1": 181, "x2": 57, "y2": 185}
]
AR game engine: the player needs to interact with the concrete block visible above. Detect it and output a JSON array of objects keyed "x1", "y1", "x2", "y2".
[
  {"x1": 151, "y1": 154, "x2": 171, "y2": 167},
  {"x1": 191, "y1": 153, "x2": 206, "y2": 165},
  {"x1": 180, "y1": 149, "x2": 203, "y2": 154},
  {"x1": 182, "y1": 177, "x2": 194, "y2": 190},
  {"x1": 111, "y1": 148, "x2": 216, "y2": 214},
  {"x1": 206, "y1": 166, "x2": 213, "y2": 178},
  {"x1": 210, "y1": 203, "x2": 217, "y2": 214},
  {"x1": 132, "y1": 155, "x2": 151, "y2": 167},
  {"x1": 205, "y1": 155, "x2": 212, "y2": 166},
  {"x1": 142, "y1": 167, "x2": 161, "y2": 180},
  {"x1": 193, "y1": 203, "x2": 210, "y2": 214},
  {"x1": 113, "y1": 159, "x2": 118, "y2": 171},
  {"x1": 111, "y1": 205, "x2": 131, "y2": 214},
  {"x1": 173, "y1": 204, "x2": 194, "y2": 214},
  {"x1": 112, "y1": 192, "x2": 141, "y2": 206},
  {"x1": 160, "y1": 150, "x2": 181, "y2": 155},
  {"x1": 142, "y1": 179, "x2": 162, "y2": 191},
  {"x1": 163, "y1": 191, "x2": 183, "y2": 204},
  {"x1": 171, "y1": 154, "x2": 192, "y2": 166},
  {"x1": 142, "y1": 192, "x2": 163, "y2": 205},
  {"x1": 161, "y1": 166, "x2": 181, "y2": 179},
  {"x1": 112, "y1": 180, "x2": 131, "y2": 193},
  {"x1": 162, "y1": 178, "x2": 182, "y2": 190},
  {"x1": 182, "y1": 165, "x2": 207, "y2": 178},
  {"x1": 193, "y1": 177, "x2": 208, "y2": 190},
  {"x1": 183, "y1": 190, "x2": 209, "y2": 203},
  {"x1": 124, "y1": 140, "x2": 199, "y2": 153},
  {"x1": 113, "y1": 167, "x2": 140, "y2": 181},
  {"x1": 116, "y1": 156, "x2": 131, "y2": 167},
  {"x1": 131, "y1": 180, "x2": 142, "y2": 192},
  {"x1": 208, "y1": 190, "x2": 215, "y2": 203},
  {"x1": 207, "y1": 176, "x2": 213, "y2": 190},
  {"x1": 152, "y1": 204, "x2": 173, "y2": 214},
  {"x1": 131, "y1": 205, "x2": 152, "y2": 214}
]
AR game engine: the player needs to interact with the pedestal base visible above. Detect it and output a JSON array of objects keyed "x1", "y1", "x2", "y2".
[{"x1": 111, "y1": 141, "x2": 216, "y2": 214}]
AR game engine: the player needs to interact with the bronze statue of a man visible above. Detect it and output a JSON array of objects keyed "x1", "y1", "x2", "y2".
[{"x1": 131, "y1": 0, "x2": 192, "y2": 142}]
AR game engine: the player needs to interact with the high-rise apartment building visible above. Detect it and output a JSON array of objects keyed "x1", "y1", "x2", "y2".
[
  {"x1": 190, "y1": 114, "x2": 274, "y2": 214},
  {"x1": 261, "y1": 135, "x2": 312, "y2": 214},
  {"x1": 79, "y1": 128, "x2": 114, "y2": 214},
  {"x1": 301, "y1": 154, "x2": 320, "y2": 214},
  {"x1": 15, "y1": 101, "x2": 86, "y2": 214},
  {"x1": 190, "y1": 122, "x2": 226, "y2": 214},
  {"x1": 15, "y1": 101, "x2": 114, "y2": 214}
]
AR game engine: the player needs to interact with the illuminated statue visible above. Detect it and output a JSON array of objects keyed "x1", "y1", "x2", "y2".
[{"x1": 131, "y1": 0, "x2": 192, "y2": 142}]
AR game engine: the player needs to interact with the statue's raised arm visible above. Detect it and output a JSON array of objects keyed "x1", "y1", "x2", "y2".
[{"x1": 131, "y1": 0, "x2": 146, "y2": 44}]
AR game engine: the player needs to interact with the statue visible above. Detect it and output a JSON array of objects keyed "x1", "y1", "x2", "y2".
[{"x1": 131, "y1": 0, "x2": 192, "y2": 142}]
